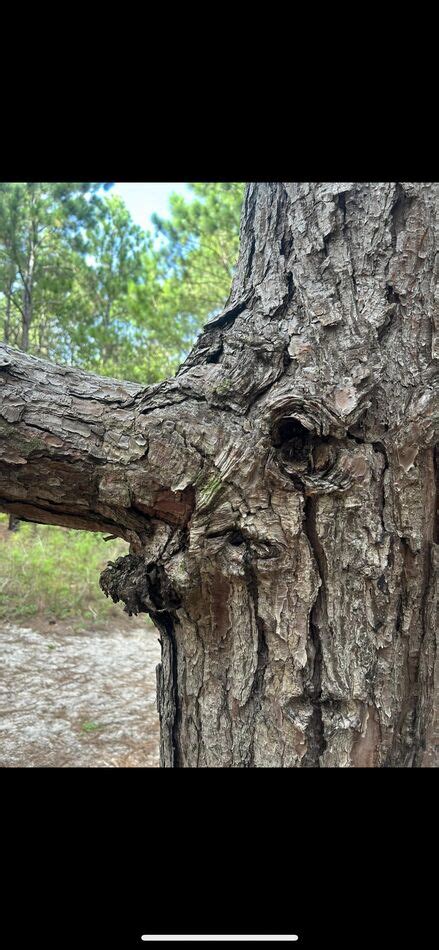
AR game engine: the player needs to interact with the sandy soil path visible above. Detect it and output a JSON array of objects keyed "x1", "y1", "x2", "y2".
[{"x1": 0, "y1": 620, "x2": 160, "y2": 767}]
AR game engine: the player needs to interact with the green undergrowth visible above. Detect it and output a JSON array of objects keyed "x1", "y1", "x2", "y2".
[{"x1": 0, "y1": 514, "x2": 128, "y2": 627}]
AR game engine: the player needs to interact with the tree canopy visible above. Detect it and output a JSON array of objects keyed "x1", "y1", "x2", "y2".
[{"x1": 0, "y1": 181, "x2": 245, "y2": 383}]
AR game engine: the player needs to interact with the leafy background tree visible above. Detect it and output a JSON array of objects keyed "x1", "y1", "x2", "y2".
[
  {"x1": 59, "y1": 194, "x2": 148, "y2": 377},
  {"x1": 0, "y1": 180, "x2": 245, "y2": 614},
  {"x1": 131, "y1": 181, "x2": 244, "y2": 380},
  {"x1": 152, "y1": 181, "x2": 243, "y2": 322},
  {"x1": 0, "y1": 182, "x2": 104, "y2": 354},
  {"x1": 0, "y1": 181, "x2": 244, "y2": 382}
]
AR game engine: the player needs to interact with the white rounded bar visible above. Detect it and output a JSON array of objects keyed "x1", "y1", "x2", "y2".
[{"x1": 141, "y1": 938, "x2": 299, "y2": 943}]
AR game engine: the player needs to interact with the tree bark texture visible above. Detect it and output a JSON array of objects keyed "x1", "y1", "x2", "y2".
[{"x1": 0, "y1": 182, "x2": 437, "y2": 767}]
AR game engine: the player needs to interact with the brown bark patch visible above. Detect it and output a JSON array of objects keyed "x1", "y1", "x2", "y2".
[{"x1": 351, "y1": 705, "x2": 381, "y2": 768}]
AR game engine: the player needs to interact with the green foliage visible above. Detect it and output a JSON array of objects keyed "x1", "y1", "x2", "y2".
[
  {"x1": 0, "y1": 182, "x2": 103, "y2": 354},
  {"x1": 110, "y1": 182, "x2": 245, "y2": 382},
  {"x1": 151, "y1": 181, "x2": 245, "y2": 333},
  {"x1": 0, "y1": 515, "x2": 127, "y2": 625},
  {"x1": 81, "y1": 721, "x2": 104, "y2": 733},
  {"x1": 58, "y1": 194, "x2": 149, "y2": 377},
  {"x1": 0, "y1": 180, "x2": 245, "y2": 383}
]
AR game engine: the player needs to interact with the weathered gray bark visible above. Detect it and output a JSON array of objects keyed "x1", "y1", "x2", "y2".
[{"x1": 0, "y1": 182, "x2": 437, "y2": 767}]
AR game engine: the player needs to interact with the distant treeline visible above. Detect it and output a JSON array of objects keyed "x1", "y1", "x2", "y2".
[{"x1": 0, "y1": 182, "x2": 244, "y2": 383}]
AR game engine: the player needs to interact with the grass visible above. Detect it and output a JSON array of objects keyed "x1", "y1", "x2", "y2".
[
  {"x1": 81, "y1": 721, "x2": 105, "y2": 733},
  {"x1": 0, "y1": 514, "x2": 128, "y2": 626}
]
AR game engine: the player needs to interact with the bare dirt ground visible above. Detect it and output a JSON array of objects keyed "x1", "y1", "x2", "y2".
[{"x1": 0, "y1": 616, "x2": 161, "y2": 767}]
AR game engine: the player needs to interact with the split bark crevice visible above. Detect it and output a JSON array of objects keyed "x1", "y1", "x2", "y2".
[
  {"x1": 1, "y1": 182, "x2": 438, "y2": 767},
  {"x1": 242, "y1": 546, "x2": 269, "y2": 768},
  {"x1": 302, "y1": 495, "x2": 326, "y2": 768}
]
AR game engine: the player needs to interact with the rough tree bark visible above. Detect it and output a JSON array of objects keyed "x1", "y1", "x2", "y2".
[{"x1": 0, "y1": 182, "x2": 437, "y2": 767}]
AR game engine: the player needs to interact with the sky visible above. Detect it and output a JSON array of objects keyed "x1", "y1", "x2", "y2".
[{"x1": 110, "y1": 182, "x2": 191, "y2": 231}]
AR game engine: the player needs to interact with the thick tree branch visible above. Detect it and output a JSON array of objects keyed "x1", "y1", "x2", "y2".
[{"x1": 0, "y1": 344, "x2": 201, "y2": 544}]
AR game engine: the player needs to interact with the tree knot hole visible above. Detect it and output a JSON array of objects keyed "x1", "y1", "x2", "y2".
[{"x1": 272, "y1": 416, "x2": 314, "y2": 474}]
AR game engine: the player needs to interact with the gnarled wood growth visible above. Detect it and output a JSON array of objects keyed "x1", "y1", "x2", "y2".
[{"x1": 0, "y1": 182, "x2": 438, "y2": 767}]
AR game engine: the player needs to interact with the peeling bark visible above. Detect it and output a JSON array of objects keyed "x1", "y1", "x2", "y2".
[{"x1": 1, "y1": 182, "x2": 438, "y2": 767}]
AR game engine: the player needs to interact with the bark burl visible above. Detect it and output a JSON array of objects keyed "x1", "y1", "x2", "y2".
[{"x1": 1, "y1": 183, "x2": 438, "y2": 767}]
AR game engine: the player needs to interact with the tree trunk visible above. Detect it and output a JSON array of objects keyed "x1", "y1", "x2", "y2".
[
  {"x1": 0, "y1": 182, "x2": 437, "y2": 767},
  {"x1": 21, "y1": 277, "x2": 32, "y2": 352},
  {"x1": 3, "y1": 279, "x2": 12, "y2": 345}
]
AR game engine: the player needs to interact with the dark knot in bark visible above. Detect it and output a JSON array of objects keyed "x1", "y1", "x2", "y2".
[
  {"x1": 271, "y1": 413, "x2": 370, "y2": 494},
  {"x1": 100, "y1": 554, "x2": 181, "y2": 617}
]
